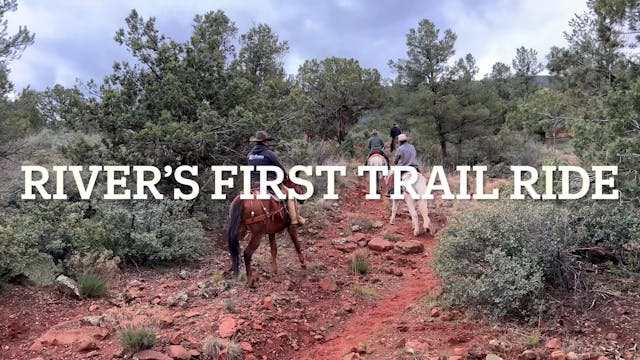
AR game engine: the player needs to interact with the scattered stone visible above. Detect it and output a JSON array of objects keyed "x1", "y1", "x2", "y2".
[
  {"x1": 185, "y1": 310, "x2": 201, "y2": 318},
  {"x1": 453, "y1": 347, "x2": 469, "y2": 357},
  {"x1": 351, "y1": 224, "x2": 362, "y2": 232},
  {"x1": 88, "y1": 305, "x2": 99, "y2": 312},
  {"x1": 342, "y1": 352, "x2": 363, "y2": 360},
  {"x1": 368, "y1": 237, "x2": 394, "y2": 252},
  {"x1": 218, "y1": 317, "x2": 237, "y2": 338},
  {"x1": 167, "y1": 292, "x2": 188, "y2": 307},
  {"x1": 394, "y1": 240, "x2": 425, "y2": 254},
  {"x1": 240, "y1": 342, "x2": 253, "y2": 353},
  {"x1": 335, "y1": 242, "x2": 358, "y2": 253},
  {"x1": 75, "y1": 339, "x2": 98, "y2": 352},
  {"x1": 430, "y1": 308, "x2": 440, "y2": 317},
  {"x1": 521, "y1": 350, "x2": 538, "y2": 359},
  {"x1": 262, "y1": 296, "x2": 275, "y2": 310},
  {"x1": 567, "y1": 352, "x2": 578, "y2": 360},
  {"x1": 188, "y1": 350, "x2": 200, "y2": 357},
  {"x1": 486, "y1": 355, "x2": 504, "y2": 360},
  {"x1": 128, "y1": 280, "x2": 142, "y2": 287},
  {"x1": 132, "y1": 350, "x2": 172, "y2": 360},
  {"x1": 606, "y1": 332, "x2": 617, "y2": 340},
  {"x1": 178, "y1": 270, "x2": 189, "y2": 280},
  {"x1": 81, "y1": 316, "x2": 104, "y2": 327},
  {"x1": 314, "y1": 334, "x2": 324, "y2": 340},
  {"x1": 319, "y1": 278, "x2": 338, "y2": 292},
  {"x1": 551, "y1": 350, "x2": 567, "y2": 360},
  {"x1": 372, "y1": 221, "x2": 384, "y2": 228},
  {"x1": 169, "y1": 333, "x2": 183, "y2": 345},
  {"x1": 166, "y1": 345, "x2": 191, "y2": 360},
  {"x1": 276, "y1": 332, "x2": 288, "y2": 339},
  {"x1": 405, "y1": 340, "x2": 428, "y2": 354},
  {"x1": 55, "y1": 275, "x2": 82, "y2": 298},
  {"x1": 545, "y1": 338, "x2": 562, "y2": 349}
]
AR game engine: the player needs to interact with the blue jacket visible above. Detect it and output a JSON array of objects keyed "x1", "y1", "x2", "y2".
[{"x1": 248, "y1": 144, "x2": 285, "y2": 183}]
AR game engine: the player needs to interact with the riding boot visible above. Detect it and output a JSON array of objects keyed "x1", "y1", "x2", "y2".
[{"x1": 287, "y1": 198, "x2": 306, "y2": 226}]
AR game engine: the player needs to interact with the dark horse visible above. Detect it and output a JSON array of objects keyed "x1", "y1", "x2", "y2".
[{"x1": 226, "y1": 178, "x2": 306, "y2": 287}]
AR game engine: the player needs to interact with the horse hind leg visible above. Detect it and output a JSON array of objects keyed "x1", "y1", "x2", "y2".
[
  {"x1": 418, "y1": 200, "x2": 432, "y2": 234},
  {"x1": 390, "y1": 199, "x2": 399, "y2": 225},
  {"x1": 287, "y1": 226, "x2": 306, "y2": 269},
  {"x1": 243, "y1": 232, "x2": 263, "y2": 287},
  {"x1": 268, "y1": 234, "x2": 278, "y2": 275},
  {"x1": 405, "y1": 198, "x2": 421, "y2": 236}
]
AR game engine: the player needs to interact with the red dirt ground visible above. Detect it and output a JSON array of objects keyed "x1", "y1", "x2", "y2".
[{"x1": 1, "y1": 176, "x2": 639, "y2": 360}]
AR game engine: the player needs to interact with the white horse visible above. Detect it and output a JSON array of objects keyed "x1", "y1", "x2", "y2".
[
  {"x1": 384, "y1": 170, "x2": 432, "y2": 236},
  {"x1": 366, "y1": 153, "x2": 388, "y2": 191}
]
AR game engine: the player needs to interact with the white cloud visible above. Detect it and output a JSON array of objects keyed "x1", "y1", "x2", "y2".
[
  {"x1": 3, "y1": 0, "x2": 591, "y2": 90},
  {"x1": 440, "y1": 0, "x2": 589, "y2": 77}
]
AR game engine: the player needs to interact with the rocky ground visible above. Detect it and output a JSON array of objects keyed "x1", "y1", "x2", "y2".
[{"x1": 1, "y1": 177, "x2": 639, "y2": 360}]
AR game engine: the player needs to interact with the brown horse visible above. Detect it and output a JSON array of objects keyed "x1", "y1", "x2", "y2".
[{"x1": 226, "y1": 178, "x2": 306, "y2": 287}]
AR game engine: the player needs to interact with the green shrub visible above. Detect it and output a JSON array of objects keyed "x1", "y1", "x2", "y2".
[
  {"x1": 202, "y1": 337, "x2": 226, "y2": 360},
  {"x1": 120, "y1": 327, "x2": 157, "y2": 352},
  {"x1": 100, "y1": 200, "x2": 204, "y2": 265},
  {"x1": 78, "y1": 273, "x2": 107, "y2": 298},
  {"x1": 226, "y1": 340, "x2": 243, "y2": 360},
  {"x1": 350, "y1": 252, "x2": 370, "y2": 275},
  {"x1": 434, "y1": 201, "x2": 571, "y2": 319}
]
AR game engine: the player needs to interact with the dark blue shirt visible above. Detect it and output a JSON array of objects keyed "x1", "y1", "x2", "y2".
[{"x1": 247, "y1": 144, "x2": 285, "y2": 183}]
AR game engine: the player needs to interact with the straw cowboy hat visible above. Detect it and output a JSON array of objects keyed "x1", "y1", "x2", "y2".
[
  {"x1": 250, "y1": 131, "x2": 274, "y2": 143},
  {"x1": 397, "y1": 133, "x2": 408, "y2": 142}
]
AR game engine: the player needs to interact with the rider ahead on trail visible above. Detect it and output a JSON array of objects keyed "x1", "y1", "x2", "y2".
[
  {"x1": 387, "y1": 133, "x2": 420, "y2": 196},
  {"x1": 247, "y1": 131, "x2": 305, "y2": 226},
  {"x1": 365, "y1": 129, "x2": 390, "y2": 167}
]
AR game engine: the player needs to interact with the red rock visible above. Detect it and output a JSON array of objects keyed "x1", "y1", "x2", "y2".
[
  {"x1": 166, "y1": 345, "x2": 191, "y2": 360},
  {"x1": 368, "y1": 237, "x2": 394, "y2": 252},
  {"x1": 336, "y1": 242, "x2": 358, "y2": 253},
  {"x1": 218, "y1": 317, "x2": 237, "y2": 338},
  {"x1": 86, "y1": 350, "x2": 99, "y2": 357},
  {"x1": 88, "y1": 305, "x2": 99, "y2": 312},
  {"x1": 169, "y1": 332, "x2": 183, "y2": 345},
  {"x1": 75, "y1": 339, "x2": 99, "y2": 352},
  {"x1": 567, "y1": 352, "x2": 578, "y2": 360},
  {"x1": 394, "y1": 240, "x2": 425, "y2": 254},
  {"x1": 448, "y1": 357, "x2": 463, "y2": 360},
  {"x1": 262, "y1": 297, "x2": 275, "y2": 310},
  {"x1": 551, "y1": 350, "x2": 567, "y2": 360},
  {"x1": 188, "y1": 349, "x2": 200, "y2": 357},
  {"x1": 521, "y1": 350, "x2": 538, "y2": 359},
  {"x1": 350, "y1": 233, "x2": 366, "y2": 242},
  {"x1": 342, "y1": 352, "x2": 363, "y2": 360},
  {"x1": 276, "y1": 332, "x2": 288, "y2": 339},
  {"x1": 132, "y1": 350, "x2": 173, "y2": 360},
  {"x1": 162, "y1": 316, "x2": 174, "y2": 327},
  {"x1": 314, "y1": 334, "x2": 324, "y2": 340},
  {"x1": 185, "y1": 310, "x2": 201, "y2": 318},
  {"x1": 453, "y1": 347, "x2": 468, "y2": 357},
  {"x1": 240, "y1": 342, "x2": 253, "y2": 352},
  {"x1": 545, "y1": 338, "x2": 562, "y2": 349},
  {"x1": 31, "y1": 327, "x2": 109, "y2": 349},
  {"x1": 245, "y1": 355, "x2": 258, "y2": 360},
  {"x1": 252, "y1": 322, "x2": 263, "y2": 330},
  {"x1": 430, "y1": 308, "x2": 440, "y2": 317},
  {"x1": 319, "y1": 278, "x2": 337, "y2": 291},
  {"x1": 151, "y1": 297, "x2": 162, "y2": 305}
]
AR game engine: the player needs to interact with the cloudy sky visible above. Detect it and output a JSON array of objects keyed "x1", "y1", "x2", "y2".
[{"x1": 5, "y1": 0, "x2": 589, "y2": 92}]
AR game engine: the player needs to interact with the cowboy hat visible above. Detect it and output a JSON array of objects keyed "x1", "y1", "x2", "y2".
[
  {"x1": 250, "y1": 131, "x2": 274, "y2": 143},
  {"x1": 398, "y1": 133, "x2": 407, "y2": 142}
]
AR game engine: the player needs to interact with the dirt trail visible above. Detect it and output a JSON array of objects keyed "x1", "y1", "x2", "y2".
[{"x1": 300, "y1": 241, "x2": 440, "y2": 359}]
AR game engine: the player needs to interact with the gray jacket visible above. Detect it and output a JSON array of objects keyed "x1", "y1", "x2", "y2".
[
  {"x1": 394, "y1": 142, "x2": 419, "y2": 167},
  {"x1": 368, "y1": 135, "x2": 385, "y2": 151}
]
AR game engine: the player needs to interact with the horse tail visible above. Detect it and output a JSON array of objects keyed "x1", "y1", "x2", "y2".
[{"x1": 227, "y1": 200, "x2": 244, "y2": 275}]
